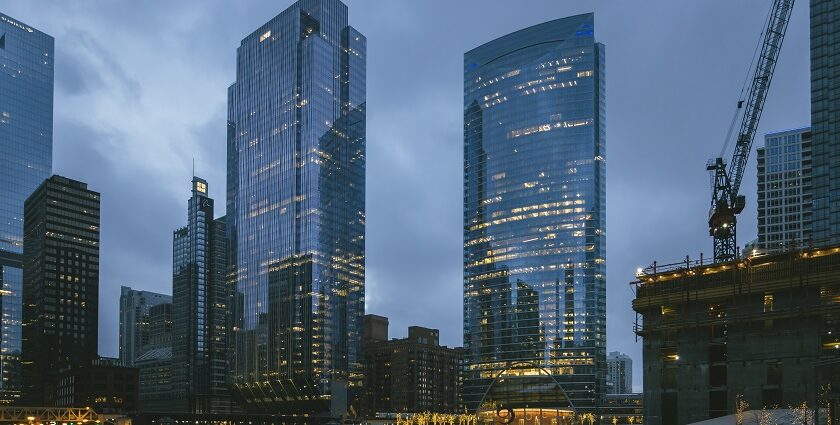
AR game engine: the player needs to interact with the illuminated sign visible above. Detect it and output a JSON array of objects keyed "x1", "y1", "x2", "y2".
[
  {"x1": 195, "y1": 181, "x2": 207, "y2": 194},
  {"x1": 1, "y1": 15, "x2": 33, "y2": 33}
]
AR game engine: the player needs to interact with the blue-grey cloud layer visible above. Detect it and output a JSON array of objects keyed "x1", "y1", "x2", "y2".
[{"x1": 0, "y1": 0, "x2": 811, "y2": 391}]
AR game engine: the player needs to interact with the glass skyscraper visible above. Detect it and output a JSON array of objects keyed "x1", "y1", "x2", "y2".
[
  {"x1": 463, "y1": 14, "x2": 606, "y2": 412},
  {"x1": 172, "y1": 177, "x2": 230, "y2": 413},
  {"x1": 226, "y1": 0, "x2": 365, "y2": 415},
  {"x1": 0, "y1": 12, "x2": 53, "y2": 404},
  {"x1": 810, "y1": 0, "x2": 840, "y2": 246}
]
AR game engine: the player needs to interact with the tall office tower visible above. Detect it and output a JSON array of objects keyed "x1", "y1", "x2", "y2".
[
  {"x1": 606, "y1": 351, "x2": 632, "y2": 395},
  {"x1": 0, "y1": 12, "x2": 53, "y2": 404},
  {"x1": 119, "y1": 286, "x2": 172, "y2": 366},
  {"x1": 811, "y1": 1, "x2": 840, "y2": 246},
  {"x1": 21, "y1": 176, "x2": 99, "y2": 405},
  {"x1": 226, "y1": 0, "x2": 366, "y2": 415},
  {"x1": 463, "y1": 14, "x2": 606, "y2": 413},
  {"x1": 756, "y1": 127, "x2": 813, "y2": 253},
  {"x1": 171, "y1": 177, "x2": 229, "y2": 413}
]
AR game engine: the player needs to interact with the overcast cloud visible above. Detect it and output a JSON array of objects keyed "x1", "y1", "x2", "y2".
[{"x1": 0, "y1": 0, "x2": 812, "y2": 391}]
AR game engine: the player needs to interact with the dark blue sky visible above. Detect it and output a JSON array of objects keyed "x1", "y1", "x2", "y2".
[{"x1": 0, "y1": 1, "x2": 811, "y2": 391}]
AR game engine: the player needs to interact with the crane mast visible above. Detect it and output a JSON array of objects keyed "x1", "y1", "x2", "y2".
[{"x1": 708, "y1": 0, "x2": 795, "y2": 262}]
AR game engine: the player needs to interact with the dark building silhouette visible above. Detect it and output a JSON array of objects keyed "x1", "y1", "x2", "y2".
[
  {"x1": 54, "y1": 358, "x2": 139, "y2": 414},
  {"x1": 172, "y1": 177, "x2": 230, "y2": 413},
  {"x1": 364, "y1": 315, "x2": 388, "y2": 345},
  {"x1": 361, "y1": 315, "x2": 462, "y2": 417},
  {"x1": 22, "y1": 175, "x2": 100, "y2": 405},
  {"x1": 632, "y1": 246, "x2": 840, "y2": 424},
  {"x1": 136, "y1": 303, "x2": 175, "y2": 412},
  {"x1": 136, "y1": 346, "x2": 174, "y2": 413}
]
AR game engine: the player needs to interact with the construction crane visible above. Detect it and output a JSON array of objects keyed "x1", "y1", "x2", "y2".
[{"x1": 708, "y1": 0, "x2": 795, "y2": 262}]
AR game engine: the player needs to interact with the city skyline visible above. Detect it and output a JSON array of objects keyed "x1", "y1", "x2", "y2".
[{"x1": 0, "y1": 1, "x2": 814, "y2": 392}]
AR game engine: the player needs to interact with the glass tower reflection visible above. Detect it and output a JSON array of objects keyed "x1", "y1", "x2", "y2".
[
  {"x1": 226, "y1": 0, "x2": 365, "y2": 414},
  {"x1": 0, "y1": 12, "x2": 53, "y2": 404},
  {"x1": 463, "y1": 14, "x2": 606, "y2": 412}
]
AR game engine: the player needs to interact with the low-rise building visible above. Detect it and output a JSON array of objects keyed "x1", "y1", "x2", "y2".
[
  {"x1": 599, "y1": 393, "x2": 643, "y2": 424},
  {"x1": 135, "y1": 347, "x2": 174, "y2": 413},
  {"x1": 361, "y1": 315, "x2": 462, "y2": 417},
  {"x1": 54, "y1": 359, "x2": 139, "y2": 414}
]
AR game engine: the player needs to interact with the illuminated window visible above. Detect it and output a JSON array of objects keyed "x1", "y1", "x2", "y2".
[
  {"x1": 763, "y1": 294, "x2": 774, "y2": 312},
  {"x1": 259, "y1": 30, "x2": 271, "y2": 42}
]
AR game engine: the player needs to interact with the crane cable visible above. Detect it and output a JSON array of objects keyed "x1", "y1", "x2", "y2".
[{"x1": 719, "y1": 2, "x2": 775, "y2": 161}]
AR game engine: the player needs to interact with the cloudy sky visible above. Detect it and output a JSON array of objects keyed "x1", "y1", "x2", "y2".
[{"x1": 0, "y1": 1, "x2": 811, "y2": 390}]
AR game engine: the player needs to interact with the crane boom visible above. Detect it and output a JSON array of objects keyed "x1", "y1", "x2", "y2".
[{"x1": 708, "y1": 0, "x2": 795, "y2": 262}]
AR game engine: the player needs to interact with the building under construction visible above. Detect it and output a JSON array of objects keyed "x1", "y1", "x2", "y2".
[{"x1": 632, "y1": 245, "x2": 840, "y2": 424}]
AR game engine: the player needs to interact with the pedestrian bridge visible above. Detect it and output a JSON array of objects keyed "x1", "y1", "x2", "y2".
[{"x1": 0, "y1": 407, "x2": 121, "y2": 424}]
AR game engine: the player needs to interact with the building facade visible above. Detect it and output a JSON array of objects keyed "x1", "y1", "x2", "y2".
[
  {"x1": 632, "y1": 246, "x2": 840, "y2": 424},
  {"x1": 756, "y1": 127, "x2": 813, "y2": 253},
  {"x1": 22, "y1": 176, "x2": 100, "y2": 405},
  {"x1": 598, "y1": 393, "x2": 643, "y2": 425},
  {"x1": 463, "y1": 14, "x2": 606, "y2": 412},
  {"x1": 136, "y1": 346, "x2": 174, "y2": 413},
  {"x1": 134, "y1": 302, "x2": 175, "y2": 412},
  {"x1": 144, "y1": 303, "x2": 173, "y2": 352},
  {"x1": 120, "y1": 286, "x2": 172, "y2": 366},
  {"x1": 810, "y1": 0, "x2": 840, "y2": 246},
  {"x1": 54, "y1": 360, "x2": 139, "y2": 414},
  {"x1": 0, "y1": 12, "x2": 53, "y2": 404},
  {"x1": 226, "y1": 0, "x2": 366, "y2": 415},
  {"x1": 606, "y1": 351, "x2": 632, "y2": 395},
  {"x1": 361, "y1": 316, "x2": 462, "y2": 417},
  {"x1": 172, "y1": 177, "x2": 230, "y2": 413}
]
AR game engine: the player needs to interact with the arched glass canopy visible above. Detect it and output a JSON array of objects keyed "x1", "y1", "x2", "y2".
[{"x1": 476, "y1": 362, "x2": 577, "y2": 425}]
